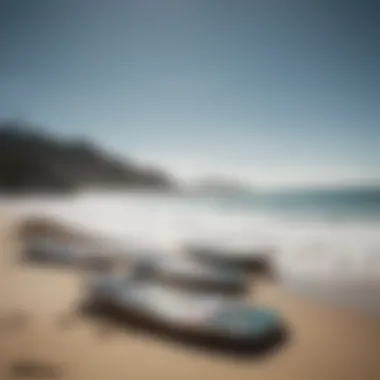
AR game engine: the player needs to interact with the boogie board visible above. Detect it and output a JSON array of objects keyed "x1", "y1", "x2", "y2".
[{"x1": 83, "y1": 273, "x2": 286, "y2": 348}]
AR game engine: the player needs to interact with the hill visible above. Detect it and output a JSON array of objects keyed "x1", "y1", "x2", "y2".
[{"x1": 0, "y1": 121, "x2": 175, "y2": 194}]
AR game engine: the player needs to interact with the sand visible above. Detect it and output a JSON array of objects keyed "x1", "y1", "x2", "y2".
[{"x1": 1, "y1": 215, "x2": 380, "y2": 380}]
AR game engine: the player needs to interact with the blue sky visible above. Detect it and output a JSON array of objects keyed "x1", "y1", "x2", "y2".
[{"x1": 1, "y1": 0, "x2": 379, "y2": 187}]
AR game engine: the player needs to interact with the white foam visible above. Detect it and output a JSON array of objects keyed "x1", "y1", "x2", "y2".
[{"x1": 1, "y1": 191, "x2": 380, "y2": 312}]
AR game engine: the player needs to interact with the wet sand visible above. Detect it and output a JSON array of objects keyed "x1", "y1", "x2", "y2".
[{"x1": 1, "y1": 215, "x2": 380, "y2": 380}]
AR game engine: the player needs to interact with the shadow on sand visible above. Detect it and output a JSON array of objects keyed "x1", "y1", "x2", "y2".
[
  {"x1": 77, "y1": 300, "x2": 290, "y2": 360},
  {"x1": 9, "y1": 360, "x2": 64, "y2": 379},
  {"x1": 0, "y1": 310, "x2": 31, "y2": 334}
]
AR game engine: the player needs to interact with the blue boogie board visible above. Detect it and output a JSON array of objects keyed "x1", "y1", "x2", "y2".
[
  {"x1": 184, "y1": 243, "x2": 275, "y2": 276},
  {"x1": 83, "y1": 273, "x2": 286, "y2": 349},
  {"x1": 124, "y1": 250, "x2": 251, "y2": 294},
  {"x1": 22, "y1": 237, "x2": 116, "y2": 270}
]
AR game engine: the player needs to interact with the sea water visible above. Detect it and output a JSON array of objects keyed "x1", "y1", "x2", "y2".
[{"x1": 1, "y1": 187, "x2": 379, "y2": 313}]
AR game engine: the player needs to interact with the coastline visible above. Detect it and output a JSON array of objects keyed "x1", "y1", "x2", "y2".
[{"x1": 1, "y1": 213, "x2": 380, "y2": 380}]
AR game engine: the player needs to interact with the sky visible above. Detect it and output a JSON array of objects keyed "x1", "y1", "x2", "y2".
[{"x1": 0, "y1": 0, "x2": 379, "y2": 187}]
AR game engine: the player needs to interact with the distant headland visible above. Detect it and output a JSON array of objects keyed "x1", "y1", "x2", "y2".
[{"x1": 0, "y1": 120, "x2": 176, "y2": 194}]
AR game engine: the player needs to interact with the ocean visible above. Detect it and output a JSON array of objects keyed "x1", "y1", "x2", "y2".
[{"x1": 1, "y1": 187, "x2": 380, "y2": 313}]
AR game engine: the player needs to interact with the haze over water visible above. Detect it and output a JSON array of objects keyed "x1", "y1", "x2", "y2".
[{"x1": 1, "y1": 1, "x2": 380, "y2": 188}]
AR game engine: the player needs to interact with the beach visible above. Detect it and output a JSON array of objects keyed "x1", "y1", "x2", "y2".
[
  {"x1": 1, "y1": 213, "x2": 380, "y2": 380},
  {"x1": 2, "y1": 0, "x2": 380, "y2": 377}
]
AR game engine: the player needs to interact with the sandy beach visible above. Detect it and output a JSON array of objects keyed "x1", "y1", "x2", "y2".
[{"x1": 1, "y1": 215, "x2": 380, "y2": 380}]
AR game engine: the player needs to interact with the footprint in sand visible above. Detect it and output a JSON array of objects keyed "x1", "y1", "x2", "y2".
[
  {"x1": 0, "y1": 310, "x2": 31, "y2": 333},
  {"x1": 9, "y1": 360, "x2": 64, "y2": 379},
  {"x1": 97, "y1": 323, "x2": 115, "y2": 341},
  {"x1": 56, "y1": 312, "x2": 77, "y2": 330}
]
